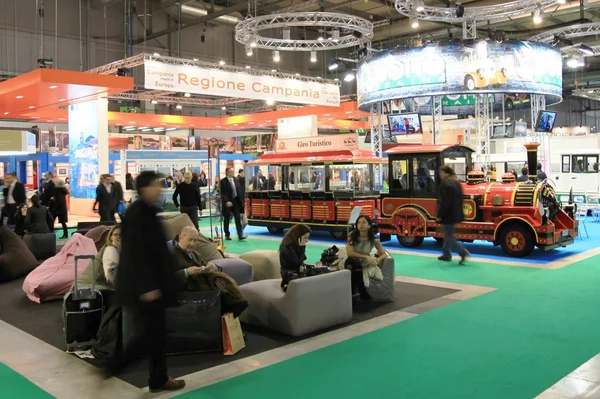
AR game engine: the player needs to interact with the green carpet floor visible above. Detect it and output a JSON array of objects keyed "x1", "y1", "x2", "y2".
[
  {"x1": 176, "y1": 238, "x2": 600, "y2": 399},
  {"x1": 0, "y1": 363, "x2": 54, "y2": 399}
]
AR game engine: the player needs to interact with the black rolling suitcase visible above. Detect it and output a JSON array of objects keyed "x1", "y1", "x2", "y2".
[{"x1": 63, "y1": 255, "x2": 105, "y2": 352}]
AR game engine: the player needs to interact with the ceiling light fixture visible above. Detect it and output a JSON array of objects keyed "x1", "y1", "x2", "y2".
[
  {"x1": 49, "y1": 85, "x2": 57, "y2": 89},
  {"x1": 579, "y1": 44, "x2": 595, "y2": 56},
  {"x1": 28, "y1": 106, "x2": 35, "y2": 109},
  {"x1": 222, "y1": 106, "x2": 227, "y2": 110},
  {"x1": 141, "y1": 128, "x2": 152, "y2": 132},
  {"x1": 344, "y1": 72, "x2": 355, "y2": 82},
  {"x1": 318, "y1": 35, "x2": 324, "y2": 41},
  {"x1": 332, "y1": 29, "x2": 340, "y2": 42},
  {"x1": 566, "y1": 58, "x2": 584, "y2": 68},
  {"x1": 328, "y1": 59, "x2": 341, "y2": 70},
  {"x1": 176, "y1": 104, "x2": 183, "y2": 110},
  {"x1": 166, "y1": 128, "x2": 177, "y2": 131},
  {"x1": 273, "y1": 50, "x2": 280, "y2": 62},
  {"x1": 557, "y1": 0, "x2": 566, "y2": 3},
  {"x1": 266, "y1": 99, "x2": 275, "y2": 105},
  {"x1": 151, "y1": 100, "x2": 158, "y2": 104},
  {"x1": 193, "y1": 58, "x2": 199, "y2": 61},
  {"x1": 245, "y1": 45, "x2": 253, "y2": 56},
  {"x1": 410, "y1": 15, "x2": 419, "y2": 29},
  {"x1": 153, "y1": 52, "x2": 160, "y2": 57},
  {"x1": 246, "y1": 65, "x2": 251, "y2": 69},
  {"x1": 310, "y1": 51, "x2": 317, "y2": 63},
  {"x1": 532, "y1": 8, "x2": 543, "y2": 25},
  {"x1": 16, "y1": 95, "x2": 23, "y2": 99},
  {"x1": 219, "y1": 60, "x2": 226, "y2": 65},
  {"x1": 414, "y1": 0, "x2": 425, "y2": 12},
  {"x1": 3, "y1": 112, "x2": 8, "y2": 115},
  {"x1": 184, "y1": 93, "x2": 191, "y2": 98}
]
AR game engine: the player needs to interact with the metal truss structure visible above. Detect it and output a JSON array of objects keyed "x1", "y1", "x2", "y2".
[
  {"x1": 530, "y1": 22, "x2": 600, "y2": 44},
  {"x1": 462, "y1": 20, "x2": 477, "y2": 40},
  {"x1": 432, "y1": 96, "x2": 443, "y2": 144},
  {"x1": 235, "y1": 12, "x2": 373, "y2": 51},
  {"x1": 474, "y1": 95, "x2": 491, "y2": 171},
  {"x1": 395, "y1": 0, "x2": 560, "y2": 22},
  {"x1": 572, "y1": 88, "x2": 600, "y2": 102},
  {"x1": 369, "y1": 102, "x2": 384, "y2": 187},
  {"x1": 530, "y1": 94, "x2": 548, "y2": 164}
]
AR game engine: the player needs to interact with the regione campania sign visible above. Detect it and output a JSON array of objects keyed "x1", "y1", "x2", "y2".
[
  {"x1": 144, "y1": 61, "x2": 340, "y2": 107},
  {"x1": 276, "y1": 133, "x2": 358, "y2": 154}
]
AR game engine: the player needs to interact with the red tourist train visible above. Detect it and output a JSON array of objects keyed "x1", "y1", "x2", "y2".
[{"x1": 244, "y1": 141, "x2": 578, "y2": 257}]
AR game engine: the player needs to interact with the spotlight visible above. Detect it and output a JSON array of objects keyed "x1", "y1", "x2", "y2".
[
  {"x1": 283, "y1": 27, "x2": 291, "y2": 41},
  {"x1": 579, "y1": 44, "x2": 595, "y2": 56},
  {"x1": 557, "y1": 0, "x2": 566, "y2": 3},
  {"x1": 332, "y1": 29, "x2": 340, "y2": 42},
  {"x1": 151, "y1": 100, "x2": 158, "y2": 105},
  {"x1": 532, "y1": 9, "x2": 543, "y2": 25},
  {"x1": 344, "y1": 72, "x2": 355, "y2": 82},
  {"x1": 221, "y1": 106, "x2": 227, "y2": 110},
  {"x1": 250, "y1": 40, "x2": 257, "y2": 48},
  {"x1": 176, "y1": 104, "x2": 183, "y2": 110},
  {"x1": 328, "y1": 59, "x2": 341, "y2": 71},
  {"x1": 184, "y1": 93, "x2": 191, "y2": 97},
  {"x1": 410, "y1": 16, "x2": 420, "y2": 29},
  {"x1": 310, "y1": 51, "x2": 317, "y2": 63},
  {"x1": 245, "y1": 45, "x2": 253, "y2": 56},
  {"x1": 566, "y1": 58, "x2": 584, "y2": 68},
  {"x1": 116, "y1": 68, "x2": 128, "y2": 76},
  {"x1": 246, "y1": 65, "x2": 251, "y2": 69},
  {"x1": 318, "y1": 35, "x2": 324, "y2": 41},
  {"x1": 414, "y1": 0, "x2": 425, "y2": 12},
  {"x1": 456, "y1": 4, "x2": 465, "y2": 18},
  {"x1": 266, "y1": 99, "x2": 275, "y2": 106},
  {"x1": 153, "y1": 52, "x2": 160, "y2": 57},
  {"x1": 273, "y1": 50, "x2": 280, "y2": 62},
  {"x1": 219, "y1": 60, "x2": 226, "y2": 65}
]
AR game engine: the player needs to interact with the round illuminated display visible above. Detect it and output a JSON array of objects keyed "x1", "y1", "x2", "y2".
[{"x1": 357, "y1": 39, "x2": 563, "y2": 111}]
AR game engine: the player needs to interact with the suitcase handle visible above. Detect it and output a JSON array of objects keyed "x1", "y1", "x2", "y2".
[{"x1": 73, "y1": 254, "x2": 98, "y2": 296}]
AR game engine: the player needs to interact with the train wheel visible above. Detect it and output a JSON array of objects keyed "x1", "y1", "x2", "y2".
[
  {"x1": 499, "y1": 224, "x2": 534, "y2": 257},
  {"x1": 330, "y1": 231, "x2": 346, "y2": 240},
  {"x1": 267, "y1": 226, "x2": 283, "y2": 235},
  {"x1": 396, "y1": 235, "x2": 424, "y2": 248}
]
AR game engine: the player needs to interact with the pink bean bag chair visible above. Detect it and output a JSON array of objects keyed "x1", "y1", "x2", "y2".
[{"x1": 23, "y1": 233, "x2": 98, "y2": 303}]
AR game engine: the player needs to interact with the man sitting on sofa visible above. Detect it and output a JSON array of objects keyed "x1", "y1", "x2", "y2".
[{"x1": 171, "y1": 226, "x2": 248, "y2": 318}]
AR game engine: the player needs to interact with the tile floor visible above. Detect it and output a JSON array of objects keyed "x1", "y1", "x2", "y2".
[{"x1": 537, "y1": 355, "x2": 600, "y2": 398}]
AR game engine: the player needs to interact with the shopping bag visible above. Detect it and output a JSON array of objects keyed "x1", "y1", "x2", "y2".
[
  {"x1": 222, "y1": 312, "x2": 245, "y2": 355},
  {"x1": 241, "y1": 213, "x2": 248, "y2": 228}
]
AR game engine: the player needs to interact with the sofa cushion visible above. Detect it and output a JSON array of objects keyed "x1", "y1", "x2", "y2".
[
  {"x1": 23, "y1": 233, "x2": 57, "y2": 260},
  {"x1": 0, "y1": 226, "x2": 38, "y2": 281},
  {"x1": 160, "y1": 214, "x2": 195, "y2": 241},
  {"x1": 239, "y1": 250, "x2": 281, "y2": 281}
]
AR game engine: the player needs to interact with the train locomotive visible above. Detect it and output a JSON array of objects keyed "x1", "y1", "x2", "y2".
[{"x1": 245, "y1": 141, "x2": 578, "y2": 257}]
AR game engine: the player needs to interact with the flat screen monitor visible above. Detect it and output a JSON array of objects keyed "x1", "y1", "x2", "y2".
[
  {"x1": 535, "y1": 110, "x2": 557, "y2": 133},
  {"x1": 387, "y1": 113, "x2": 422, "y2": 135}
]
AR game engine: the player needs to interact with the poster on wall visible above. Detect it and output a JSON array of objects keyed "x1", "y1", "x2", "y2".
[
  {"x1": 109, "y1": 133, "x2": 129, "y2": 152},
  {"x1": 240, "y1": 134, "x2": 276, "y2": 155},
  {"x1": 144, "y1": 60, "x2": 340, "y2": 107},
  {"x1": 357, "y1": 40, "x2": 563, "y2": 110},
  {"x1": 68, "y1": 102, "x2": 100, "y2": 199},
  {"x1": 171, "y1": 136, "x2": 189, "y2": 149}
]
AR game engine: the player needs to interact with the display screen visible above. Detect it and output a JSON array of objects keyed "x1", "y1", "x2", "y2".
[
  {"x1": 535, "y1": 111, "x2": 557, "y2": 133},
  {"x1": 357, "y1": 40, "x2": 563, "y2": 111},
  {"x1": 387, "y1": 113, "x2": 422, "y2": 135}
]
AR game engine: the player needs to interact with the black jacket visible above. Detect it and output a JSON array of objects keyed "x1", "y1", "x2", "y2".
[
  {"x1": 436, "y1": 177, "x2": 465, "y2": 225},
  {"x1": 3, "y1": 182, "x2": 26, "y2": 205},
  {"x1": 237, "y1": 175, "x2": 246, "y2": 199},
  {"x1": 40, "y1": 180, "x2": 56, "y2": 206},
  {"x1": 95, "y1": 184, "x2": 116, "y2": 211},
  {"x1": 112, "y1": 181, "x2": 124, "y2": 203},
  {"x1": 279, "y1": 242, "x2": 307, "y2": 272},
  {"x1": 116, "y1": 200, "x2": 179, "y2": 308},
  {"x1": 172, "y1": 182, "x2": 201, "y2": 208},
  {"x1": 25, "y1": 206, "x2": 53, "y2": 234},
  {"x1": 219, "y1": 176, "x2": 243, "y2": 209},
  {"x1": 51, "y1": 187, "x2": 68, "y2": 218}
]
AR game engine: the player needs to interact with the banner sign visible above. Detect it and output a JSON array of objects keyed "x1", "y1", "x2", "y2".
[
  {"x1": 276, "y1": 133, "x2": 358, "y2": 154},
  {"x1": 358, "y1": 40, "x2": 563, "y2": 111},
  {"x1": 144, "y1": 61, "x2": 340, "y2": 107}
]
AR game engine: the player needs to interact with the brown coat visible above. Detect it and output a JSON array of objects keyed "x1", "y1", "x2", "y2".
[{"x1": 171, "y1": 244, "x2": 245, "y2": 306}]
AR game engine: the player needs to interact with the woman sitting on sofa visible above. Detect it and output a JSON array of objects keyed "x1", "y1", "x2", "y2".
[
  {"x1": 25, "y1": 195, "x2": 53, "y2": 234},
  {"x1": 279, "y1": 224, "x2": 311, "y2": 292},
  {"x1": 102, "y1": 225, "x2": 121, "y2": 285},
  {"x1": 346, "y1": 215, "x2": 387, "y2": 300},
  {"x1": 13, "y1": 204, "x2": 28, "y2": 238}
]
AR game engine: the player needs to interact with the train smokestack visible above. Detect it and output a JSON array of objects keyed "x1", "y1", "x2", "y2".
[{"x1": 524, "y1": 142, "x2": 540, "y2": 183}]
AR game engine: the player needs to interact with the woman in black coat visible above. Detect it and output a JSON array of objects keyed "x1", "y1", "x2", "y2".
[
  {"x1": 25, "y1": 195, "x2": 53, "y2": 234},
  {"x1": 13, "y1": 204, "x2": 28, "y2": 238},
  {"x1": 51, "y1": 179, "x2": 69, "y2": 239},
  {"x1": 279, "y1": 224, "x2": 312, "y2": 291}
]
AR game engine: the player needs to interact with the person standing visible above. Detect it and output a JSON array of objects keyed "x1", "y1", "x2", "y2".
[
  {"x1": 172, "y1": 172, "x2": 202, "y2": 229},
  {"x1": 51, "y1": 179, "x2": 69, "y2": 239},
  {"x1": 1, "y1": 172, "x2": 26, "y2": 226},
  {"x1": 109, "y1": 171, "x2": 185, "y2": 393},
  {"x1": 111, "y1": 175, "x2": 125, "y2": 219},
  {"x1": 251, "y1": 170, "x2": 266, "y2": 191},
  {"x1": 94, "y1": 174, "x2": 116, "y2": 221},
  {"x1": 219, "y1": 167, "x2": 247, "y2": 241},
  {"x1": 40, "y1": 171, "x2": 56, "y2": 207},
  {"x1": 237, "y1": 169, "x2": 246, "y2": 200},
  {"x1": 436, "y1": 165, "x2": 469, "y2": 264}
]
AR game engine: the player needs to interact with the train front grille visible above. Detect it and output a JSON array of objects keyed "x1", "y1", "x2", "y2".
[{"x1": 514, "y1": 183, "x2": 536, "y2": 206}]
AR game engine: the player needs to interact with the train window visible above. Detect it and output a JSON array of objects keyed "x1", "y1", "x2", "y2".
[
  {"x1": 288, "y1": 166, "x2": 319, "y2": 191},
  {"x1": 391, "y1": 159, "x2": 409, "y2": 190},
  {"x1": 328, "y1": 164, "x2": 374, "y2": 195},
  {"x1": 571, "y1": 155, "x2": 599, "y2": 173},
  {"x1": 414, "y1": 156, "x2": 436, "y2": 193},
  {"x1": 562, "y1": 155, "x2": 570, "y2": 173}
]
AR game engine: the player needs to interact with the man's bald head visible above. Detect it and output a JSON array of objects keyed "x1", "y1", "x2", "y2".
[{"x1": 179, "y1": 226, "x2": 200, "y2": 252}]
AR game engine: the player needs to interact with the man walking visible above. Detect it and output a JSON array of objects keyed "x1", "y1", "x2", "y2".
[
  {"x1": 1, "y1": 172, "x2": 26, "y2": 225},
  {"x1": 436, "y1": 165, "x2": 469, "y2": 264},
  {"x1": 237, "y1": 169, "x2": 246, "y2": 200},
  {"x1": 110, "y1": 171, "x2": 185, "y2": 393},
  {"x1": 172, "y1": 172, "x2": 202, "y2": 229},
  {"x1": 219, "y1": 167, "x2": 247, "y2": 241},
  {"x1": 94, "y1": 174, "x2": 116, "y2": 221}
]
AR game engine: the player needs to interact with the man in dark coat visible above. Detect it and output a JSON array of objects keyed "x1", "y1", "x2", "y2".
[
  {"x1": 237, "y1": 169, "x2": 246, "y2": 200},
  {"x1": 94, "y1": 174, "x2": 116, "y2": 221},
  {"x1": 219, "y1": 167, "x2": 247, "y2": 241},
  {"x1": 436, "y1": 165, "x2": 469, "y2": 264},
  {"x1": 1, "y1": 172, "x2": 26, "y2": 225},
  {"x1": 109, "y1": 171, "x2": 185, "y2": 393},
  {"x1": 40, "y1": 171, "x2": 56, "y2": 207}
]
